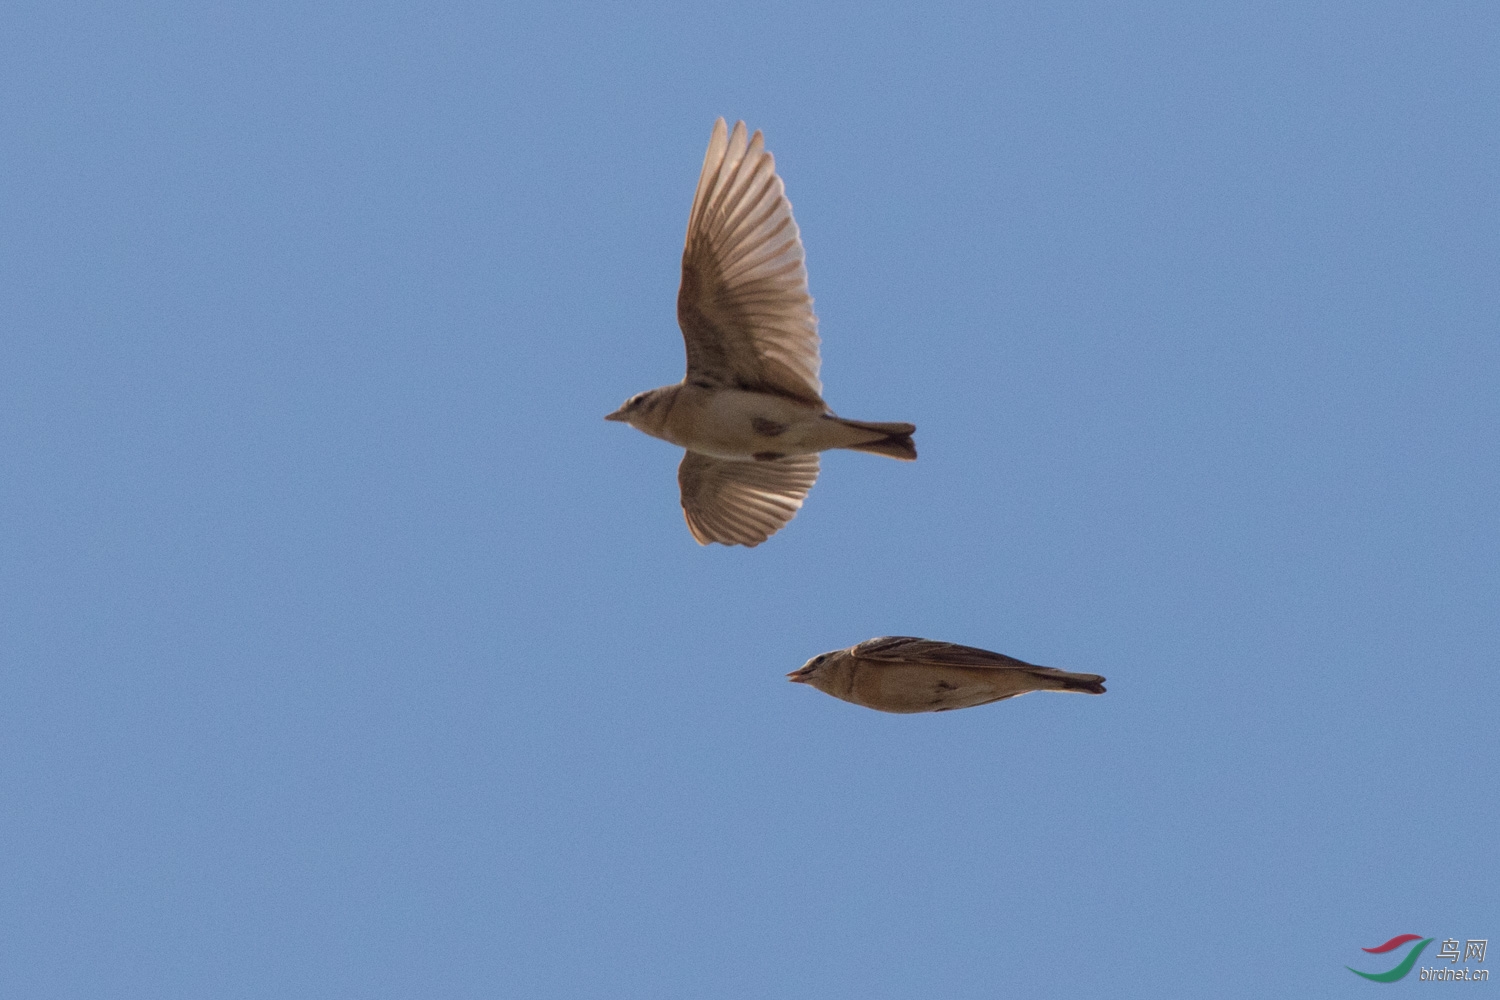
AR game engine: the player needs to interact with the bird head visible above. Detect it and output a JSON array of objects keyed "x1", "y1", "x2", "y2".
[
  {"x1": 603, "y1": 392, "x2": 646, "y2": 423},
  {"x1": 605, "y1": 387, "x2": 672, "y2": 433},
  {"x1": 787, "y1": 651, "x2": 835, "y2": 686}
]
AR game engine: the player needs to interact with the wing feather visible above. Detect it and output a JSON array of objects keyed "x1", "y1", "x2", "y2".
[
  {"x1": 677, "y1": 119, "x2": 822, "y2": 404},
  {"x1": 852, "y1": 637, "x2": 1048, "y2": 671},
  {"x1": 849, "y1": 637, "x2": 1106, "y2": 690},
  {"x1": 677, "y1": 451, "x2": 820, "y2": 547}
]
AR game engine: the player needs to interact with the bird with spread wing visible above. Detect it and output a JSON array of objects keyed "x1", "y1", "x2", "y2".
[{"x1": 606, "y1": 119, "x2": 915, "y2": 547}]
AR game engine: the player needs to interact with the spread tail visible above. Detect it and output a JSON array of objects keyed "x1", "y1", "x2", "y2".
[{"x1": 836, "y1": 418, "x2": 917, "y2": 461}]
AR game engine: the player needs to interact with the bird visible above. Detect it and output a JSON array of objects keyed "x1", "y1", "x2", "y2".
[
  {"x1": 606, "y1": 118, "x2": 916, "y2": 547},
  {"x1": 787, "y1": 636, "x2": 1106, "y2": 714}
]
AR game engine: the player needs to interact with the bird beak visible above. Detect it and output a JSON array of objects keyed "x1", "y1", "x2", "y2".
[
  {"x1": 604, "y1": 407, "x2": 628, "y2": 422},
  {"x1": 787, "y1": 666, "x2": 813, "y2": 683}
]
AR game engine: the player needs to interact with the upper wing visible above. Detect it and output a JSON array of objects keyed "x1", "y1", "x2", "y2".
[
  {"x1": 677, "y1": 450, "x2": 820, "y2": 547},
  {"x1": 851, "y1": 636, "x2": 1047, "y2": 670},
  {"x1": 677, "y1": 119, "x2": 823, "y2": 405}
]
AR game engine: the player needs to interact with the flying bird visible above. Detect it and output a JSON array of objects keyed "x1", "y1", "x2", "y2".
[
  {"x1": 788, "y1": 636, "x2": 1106, "y2": 714},
  {"x1": 606, "y1": 119, "x2": 916, "y2": 547}
]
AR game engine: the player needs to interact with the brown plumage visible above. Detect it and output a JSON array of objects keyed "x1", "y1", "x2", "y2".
[
  {"x1": 605, "y1": 119, "x2": 915, "y2": 547},
  {"x1": 788, "y1": 637, "x2": 1106, "y2": 714}
]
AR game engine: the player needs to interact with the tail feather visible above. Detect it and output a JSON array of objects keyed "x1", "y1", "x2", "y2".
[
  {"x1": 836, "y1": 418, "x2": 917, "y2": 461},
  {"x1": 1045, "y1": 671, "x2": 1106, "y2": 695}
]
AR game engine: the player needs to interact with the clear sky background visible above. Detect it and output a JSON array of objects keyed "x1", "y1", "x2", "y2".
[{"x1": 3, "y1": 2, "x2": 1496, "y2": 997}]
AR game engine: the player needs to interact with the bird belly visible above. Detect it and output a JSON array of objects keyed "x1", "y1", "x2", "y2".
[
  {"x1": 662, "y1": 387, "x2": 827, "y2": 459},
  {"x1": 851, "y1": 666, "x2": 1025, "y2": 713}
]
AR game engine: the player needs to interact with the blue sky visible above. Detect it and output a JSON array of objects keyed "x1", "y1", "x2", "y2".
[{"x1": 3, "y1": 2, "x2": 1496, "y2": 997}]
